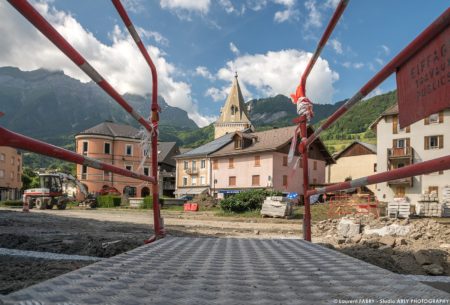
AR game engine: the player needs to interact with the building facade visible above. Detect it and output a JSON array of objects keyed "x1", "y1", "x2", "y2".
[
  {"x1": 75, "y1": 122, "x2": 178, "y2": 197},
  {"x1": 0, "y1": 146, "x2": 23, "y2": 201},
  {"x1": 326, "y1": 141, "x2": 377, "y2": 193},
  {"x1": 372, "y1": 105, "x2": 450, "y2": 203},
  {"x1": 210, "y1": 127, "x2": 332, "y2": 197},
  {"x1": 214, "y1": 73, "x2": 253, "y2": 139}
]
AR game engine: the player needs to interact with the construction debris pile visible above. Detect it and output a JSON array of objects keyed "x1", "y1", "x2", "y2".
[{"x1": 313, "y1": 216, "x2": 450, "y2": 276}]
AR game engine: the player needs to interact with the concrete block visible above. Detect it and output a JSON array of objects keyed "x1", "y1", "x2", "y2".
[{"x1": 337, "y1": 219, "x2": 361, "y2": 238}]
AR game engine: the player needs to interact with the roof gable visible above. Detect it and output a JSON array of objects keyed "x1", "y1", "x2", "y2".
[
  {"x1": 334, "y1": 141, "x2": 377, "y2": 160},
  {"x1": 216, "y1": 74, "x2": 251, "y2": 124}
]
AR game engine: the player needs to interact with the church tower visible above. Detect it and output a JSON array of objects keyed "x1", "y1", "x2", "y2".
[{"x1": 214, "y1": 73, "x2": 253, "y2": 139}]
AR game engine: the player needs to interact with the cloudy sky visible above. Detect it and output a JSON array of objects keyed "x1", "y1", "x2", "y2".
[{"x1": 0, "y1": 0, "x2": 447, "y2": 127}]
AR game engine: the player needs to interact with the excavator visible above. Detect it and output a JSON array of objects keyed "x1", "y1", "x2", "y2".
[{"x1": 23, "y1": 172, "x2": 96, "y2": 210}]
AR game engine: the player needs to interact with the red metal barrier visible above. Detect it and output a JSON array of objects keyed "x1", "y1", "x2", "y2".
[
  {"x1": 6, "y1": 0, "x2": 164, "y2": 241},
  {"x1": 292, "y1": 0, "x2": 349, "y2": 241},
  {"x1": 111, "y1": 0, "x2": 163, "y2": 242},
  {"x1": 0, "y1": 126, "x2": 155, "y2": 184},
  {"x1": 327, "y1": 194, "x2": 379, "y2": 219}
]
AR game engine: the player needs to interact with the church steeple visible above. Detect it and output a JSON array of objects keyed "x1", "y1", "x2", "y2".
[{"x1": 214, "y1": 73, "x2": 252, "y2": 139}]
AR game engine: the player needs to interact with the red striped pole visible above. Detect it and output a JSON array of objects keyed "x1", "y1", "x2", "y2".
[
  {"x1": 292, "y1": 0, "x2": 349, "y2": 241},
  {"x1": 111, "y1": 0, "x2": 163, "y2": 241},
  {"x1": 7, "y1": 0, "x2": 154, "y2": 134},
  {"x1": 306, "y1": 8, "x2": 450, "y2": 147},
  {"x1": 0, "y1": 126, "x2": 156, "y2": 184},
  {"x1": 307, "y1": 155, "x2": 450, "y2": 197}
]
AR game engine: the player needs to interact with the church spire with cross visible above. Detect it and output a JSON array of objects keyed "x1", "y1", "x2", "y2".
[{"x1": 214, "y1": 72, "x2": 253, "y2": 139}]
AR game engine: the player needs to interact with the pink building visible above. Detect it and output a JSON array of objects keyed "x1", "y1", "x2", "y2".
[
  {"x1": 75, "y1": 122, "x2": 178, "y2": 197},
  {"x1": 0, "y1": 146, "x2": 23, "y2": 200},
  {"x1": 210, "y1": 126, "x2": 334, "y2": 197}
]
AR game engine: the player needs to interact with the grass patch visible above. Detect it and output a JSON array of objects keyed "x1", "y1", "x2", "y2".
[
  {"x1": 296, "y1": 203, "x2": 330, "y2": 222},
  {"x1": 0, "y1": 200, "x2": 23, "y2": 207}
]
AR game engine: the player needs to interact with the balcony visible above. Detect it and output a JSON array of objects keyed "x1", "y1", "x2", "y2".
[
  {"x1": 163, "y1": 182, "x2": 175, "y2": 190},
  {"x1": 185, "y1": 168, "x2": 198, "y2": 175},
  {"x1": 387, "y1": 147, "x2": 413, "y2": 159},
  {"x1": 387, "y1": 177, "x2": 413, "y2": 187}
]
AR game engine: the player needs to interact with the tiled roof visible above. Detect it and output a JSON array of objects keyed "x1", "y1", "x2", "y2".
[
  {"x1": 77, "y1": 121, "x2": 140, "y2": 139},
  {"x1": 158, "y1": 142, "x2": 178, "y2": 166},
  {"x1": 210, "y1": 125, "x2": 334, "y2": 164},
  {"x1": 333, "y1": 141, "x2": 377, "y2": 160},
  {"x1": 382, "y1": 104, "x2": 399, "y2": 116}
]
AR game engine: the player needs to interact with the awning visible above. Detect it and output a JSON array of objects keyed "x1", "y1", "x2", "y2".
[
  {"x1": 218, "y1": 190, "x2": 241, "y2": 194},
  {"x1": 174, "y1": 188, "x2": 208, "y2": 195}
]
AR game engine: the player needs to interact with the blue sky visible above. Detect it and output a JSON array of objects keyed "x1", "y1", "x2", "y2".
[{"x1": 0, "y1": 0, "x2": 447, "y2": 127}]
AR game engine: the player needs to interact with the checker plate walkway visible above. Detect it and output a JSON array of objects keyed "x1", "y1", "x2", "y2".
[{"x1": 2, "y1": 237, "x2": 449, "y2": 305}]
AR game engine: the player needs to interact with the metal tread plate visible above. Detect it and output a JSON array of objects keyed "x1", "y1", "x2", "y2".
[{"x1": 1, "y1": 237, "x2": 449, "y2": 305}]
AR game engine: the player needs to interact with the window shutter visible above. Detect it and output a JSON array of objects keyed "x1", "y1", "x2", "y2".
[
  {"x1": 406, "y1": 126, "x2": 410, "y2": 133},
  {"x1": 393, "y1": 139, "x2": 397, "y2": 148},
  {"x1": 392, "y1": 116, "x2": 398, "y2": 134},
  {"x1": 424, "y1": 117, "x2": 429, "y2": 125},
  {"x1": 439, "y1": 111, "x2": 444, "y2": 123},
  {"x1": 439, "y1": 135, "x2": 444, "y2": 149},
  {"x1": 424, "y1": 136, "x2": 429, "y2": 150},
  {"x1": 406, "y1": 138, "x2": 410, "y2": 147}
]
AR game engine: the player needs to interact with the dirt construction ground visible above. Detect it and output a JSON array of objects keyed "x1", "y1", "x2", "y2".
[
  {"x1": 1, "y1": 207, "x2": 450, "y2": 295},
  {"x1": 0, "y1": 207, "x2": 301, "y2": 294}
]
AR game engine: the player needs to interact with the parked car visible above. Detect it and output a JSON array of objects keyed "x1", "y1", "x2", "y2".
[{"x1": 179, "y1": 195, "x2": 194, "y2": 202}]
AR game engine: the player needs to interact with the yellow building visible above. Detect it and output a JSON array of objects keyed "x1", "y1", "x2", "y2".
[{"x1": 0, "y1": 146, "x2": 23, "y2": 200}]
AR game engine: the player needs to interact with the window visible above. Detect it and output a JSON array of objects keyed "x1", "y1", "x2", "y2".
[
  {"x1": 82, "y1": 141, "x2": 88, "y2": 154},
  {"x1": 313, "y1": 161, "x2": 317, "y2": 170},
  {"x1": 282, "y1": 175, "x2": 288, "y2": 186},
  {"x1": 104, "y1": 171, "x2": 111, "y2": 181},
  {"x1": 229, "y1": 176, "x2": 236, "y2": 186},
  {"x1": 396, "y1": 139, "x2": 405, "y2": 148},
  {"x1": 182, "y1": 177, "x2": 188, "y2": 186},
  {"x1": 425, "y1": 135, "x2": 443, "y2": 150},
  {"x1": 254, "y1": 155, "x2": 260, "y2": 167},
  {"x1": 213, "y1": 160, "x2": 218, "y2": 170},
  {"x1": 0, "y1": 153, "x2": 4, "y2": 161},
  {"x1": 229, "y1": 158, "x2": 234, "y2": 168},
  {"x1": 201, "y1": 160, "x2": 206, "y2": 169},
  {"x1": 374, "y1": 163, "x2": 377, "y2": 172},
  {"x1": 429, "y1": 186, "x2": 439, "y2": 196},
  {"x1": 184, "y1": 161, "x2": 189, "y2": 170},
  {"x1": 429, "y1": 113, "x2": 439, "y2": 124},
  {"x1": 10, "y1": 172, "x2": 14, "y2": 180},
  {"x1": 10, "y1": 156, "x2": 14, "y2": 165},
  {"x1": 252, "y1": 175, "x2": 260, "y2": 186},
  {"x1": 200, "y1": 176, "x2": 206, "y2": 185},
  {"x1": 125, "y1": 144, "x2": 133, "y2": 156},
  {"x1": 192, "y1": 160, "x2": 197, "y2": 170},
  {"x1": 234, "y1": 138, "x2": 242, "y2": 149},
  {"x1": 282, "y1": 156, "x2": 288, "y2": 166},
  {"x1": 395, "y1": 186, "x2": 405, "y2": 197},
  {"x1": 81, "y1": 165, "x2": 87, "y2": 179},
  {"x1": 125, "y1": 165, "x2": 132, "y2": 171},
  {"x1": 0, "y1": 169, "x2": 4, "y2": 179},
  {"x1": 143, "y1": 167, "x2": 149, "y2": 176},
  {"x1": 104, "y1": 143, "x2": 111, "y2": 154},
  {"x1": 192, "y1": 176, "x2": 197, "y2": 186}
]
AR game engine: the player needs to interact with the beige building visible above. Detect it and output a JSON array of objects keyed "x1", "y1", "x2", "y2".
[
  {"x1": 326, "y1": 141, "x2": 377, "y2": 193},
  {"x1": 75, "y1": 122, "x2": 179, "y2": 197},
  {"x1": 371, "y1": 104, "x2": 450, "y2": 203},
  {"x1": 0, "y1": 146, "x2": 23, "y2": 200},
  {"x1": 214, "y1": 73, "x2": 253, "y2": 139}
]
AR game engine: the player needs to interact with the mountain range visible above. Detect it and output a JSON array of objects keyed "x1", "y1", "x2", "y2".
[{"x1": 0, "y1": 67, "x2": 397, "y2": 167}]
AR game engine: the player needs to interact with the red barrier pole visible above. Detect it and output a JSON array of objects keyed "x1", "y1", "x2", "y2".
[
  {"x1": 111, "y1": 0, "x2": 163, "y2": 242},
  {"x1": 307, "y1": 155, "x2": 450, "y2": 196},
  {"x1": 306, "y1": 8, "x2": 450, "y2": 147},
  {"x1": 7, "y1": 0, "x2": 154, "y2": 134},
  {"x1": 0, "y1": 126, "x2": 156, "y2": 184},
  {"x1": 292, "y1": 0, "x2": 349, "y2": 241}
]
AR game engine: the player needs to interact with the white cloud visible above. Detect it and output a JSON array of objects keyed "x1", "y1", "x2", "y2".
[
  {"x1": 0, "y1": 1, "x2": 212, "y2": 126},
  {"x1": 380, "y1": 44, "x2": 390, "y2": 55},
  {"x1": 219, "y1": 0, "x2": 243, "y2": 14},
  {"x1": 324, "y1": 0, "x2": 340, "y2": 9},
  {"x1": 137, "y1": 28, "x2": 169, "y2": 46},
  {"x1": 273, "y1": 0, "x2": 299, "y2": 23},
  {"x1": 195, "y1": 66, "x2": 215, "y2": 80},
  {"x1": 205, "y1": 87, "x2": 228, "y2": 102},
  {"x1": 216, "y1": 49, "x2": 339, "y2": 104},
  {"x1": 342, "y1": 61, "x2": 364, "y2": 69},
  {"x1": 160, "y1": 0, "x2": 210, "y2": 14},
  {"x1": 246, "y1": 0, "x2": 268, "y2": 11},
  {"x1": 329, "y1": 38, "x2": 343, "y2": 54},
  {"x1": 375, "y1": 58, "x2": 384, "y2": 65},
  {"x1": 122, "y1": 0, "x2": 146, "y2": 14},
  {"x1": 229, "y1": 42, "x2": 240, "y2": 56},
  {"x1": 363, "y1": 87, "x2": 383, "y2": 100},
  {"x1": 304, "y1": 0, "x2": 322, "y2": 28}
]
